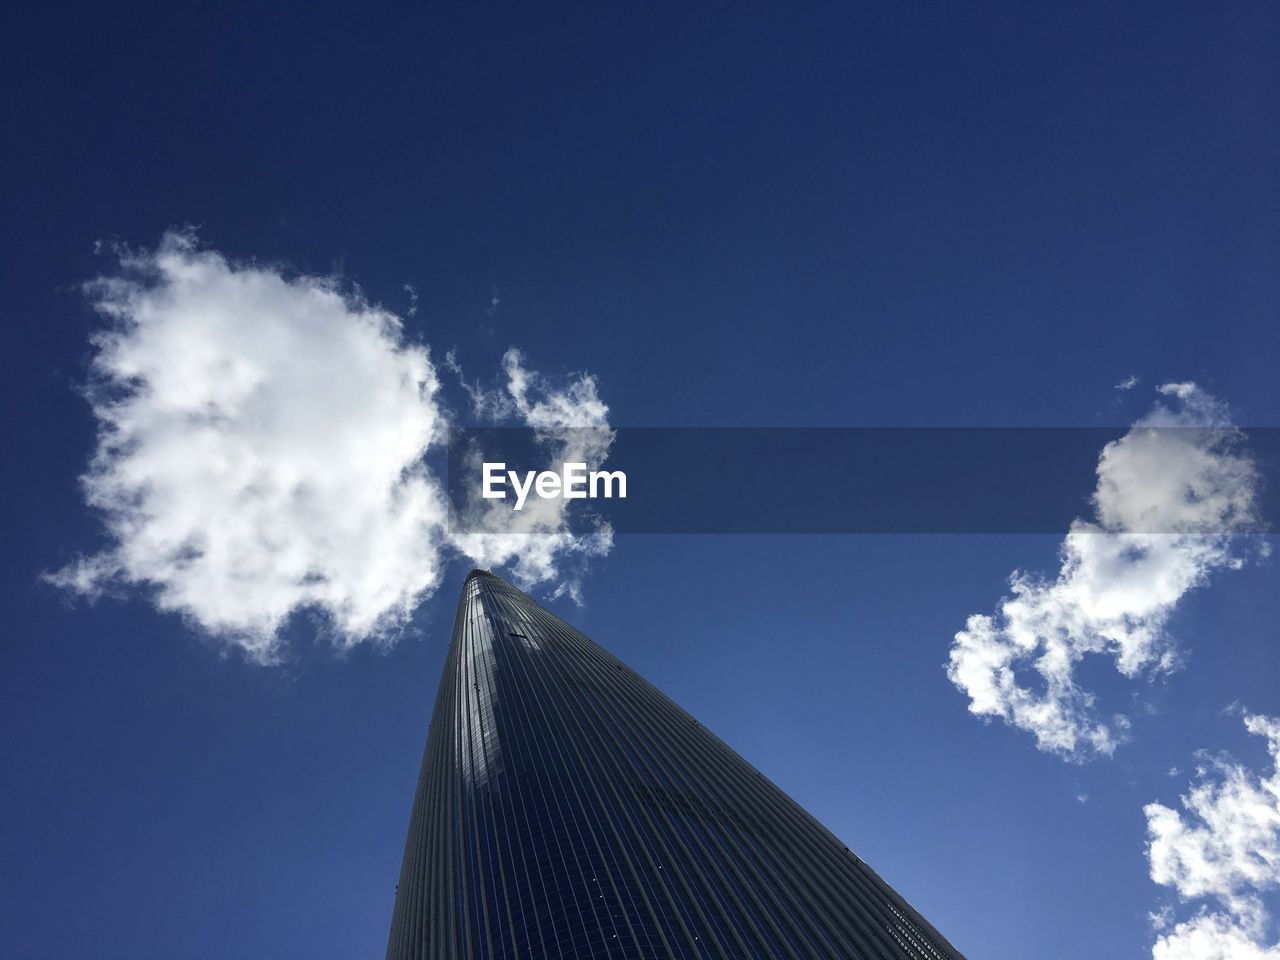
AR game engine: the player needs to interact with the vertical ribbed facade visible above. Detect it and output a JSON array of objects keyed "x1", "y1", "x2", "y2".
[{"x1": 387, "y1": 570, "x2": 965, "y2": 960}]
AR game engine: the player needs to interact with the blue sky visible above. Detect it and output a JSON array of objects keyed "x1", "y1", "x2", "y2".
[{"x1": 3, "y1": 3, "x2": 1279, "y2": 958}]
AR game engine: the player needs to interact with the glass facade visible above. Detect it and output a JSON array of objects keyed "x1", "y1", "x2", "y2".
[{"x1": 387, "y1": 570, "x2": 965, "y2": 960}]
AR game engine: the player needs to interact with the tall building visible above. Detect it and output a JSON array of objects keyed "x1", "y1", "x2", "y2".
[{"x1": 387, "y1": 570, "x2": 965, "y2": 960}]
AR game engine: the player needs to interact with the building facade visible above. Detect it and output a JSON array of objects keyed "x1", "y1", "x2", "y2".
[{"x1": 387, "y1": 570, "x2": 965, "y2": 959}]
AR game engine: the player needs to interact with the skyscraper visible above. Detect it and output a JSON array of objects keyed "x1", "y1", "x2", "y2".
[{"x1": 387, "y1": 570, "x2": 965, "y2": 960}]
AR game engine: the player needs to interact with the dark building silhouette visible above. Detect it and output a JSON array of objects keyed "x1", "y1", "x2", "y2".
[{"x1": 387, "y1": 570, "x2": 964, "y2": 959}]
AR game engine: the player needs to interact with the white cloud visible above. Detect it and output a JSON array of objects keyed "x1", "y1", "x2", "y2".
[
  {"x1": 446, "y1": 348, "x2": 614, "y2": 599},
  {"x1": 1146, "y1": 714, "x2": 1280, "y2": 959},
  {"x1": 1147, "y1": 715, "x2": 1280, "y2": 910},
  {"x1": 1119, "y1": 375, "x2": 1142, "y2": 391},
  {"x1": 47, "y1": 232, "x2": 613, "y2": 660},
  {"x1": 1152, "y1": 911, "x2": 1280, "y2": 960},
  {"x1": 947, "y1": 384, "x2": 1261, "y2": 759}
]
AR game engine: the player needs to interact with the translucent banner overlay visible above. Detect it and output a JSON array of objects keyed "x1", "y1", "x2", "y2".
[{"x1": 446, "y1": 427, "x2": 1278, "y2": 534}]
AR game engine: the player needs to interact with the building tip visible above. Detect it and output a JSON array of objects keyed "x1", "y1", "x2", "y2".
[{"x1": 465, "y1": 568, "x2": 493, "y2": 581}]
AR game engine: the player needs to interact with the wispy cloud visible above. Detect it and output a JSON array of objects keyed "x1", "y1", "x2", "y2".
[
  {"x1": 446, "y1": 347, "x2": 614, "y2": 600},
  {"x1": 1118, "y1": 375, "x2": 1141, "y2": 391},
  {"x1": 1145, "y1": 713, "x2": 1280, "y2": 959},
  {"x1": 947, "y1": 384, "x2": 1262, "y2": 760},
  {"x1": 46, "y1": 231, "x2": 612, "y2": 661}
]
